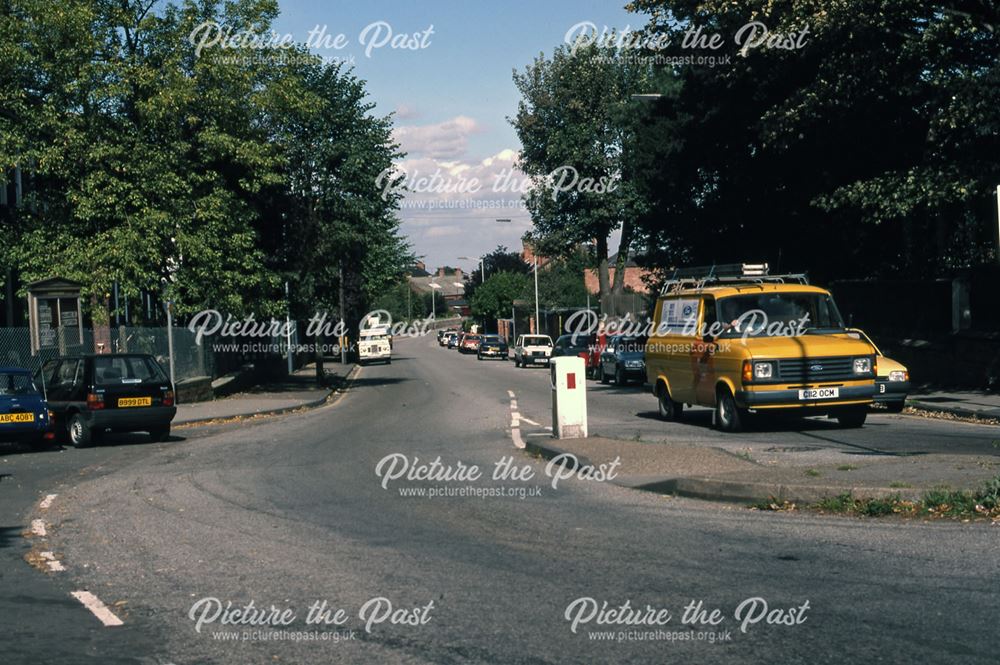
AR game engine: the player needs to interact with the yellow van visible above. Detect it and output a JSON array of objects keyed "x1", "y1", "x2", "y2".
[{"x1": 646, "y1": 264, "x2": 878, "y2": 431}]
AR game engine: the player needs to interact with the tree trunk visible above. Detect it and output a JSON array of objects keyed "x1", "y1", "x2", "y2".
[
  {"x1": 609, "y1": 219, "x2": 635, "y2": 317},
  {"x1": 596, "y1": 235, "x2": 611, "y2": 315}
]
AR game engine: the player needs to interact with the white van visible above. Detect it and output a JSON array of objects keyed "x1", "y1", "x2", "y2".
[{"x1": 358, "y1": 325, "x2": 391, "y2": 365}]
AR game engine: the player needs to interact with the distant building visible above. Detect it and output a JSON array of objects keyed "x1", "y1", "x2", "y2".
[
  {"x1": 583, "y1": 251, "x2": 652, "y2": 295},
  {"x1": 408, "y1": 266, "x2": 468, "y2": 316}
]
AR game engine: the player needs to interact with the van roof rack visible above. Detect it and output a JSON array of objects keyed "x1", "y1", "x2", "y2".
[{"x1": 659, "y1": 262, "x2": 809, "y2": 295}]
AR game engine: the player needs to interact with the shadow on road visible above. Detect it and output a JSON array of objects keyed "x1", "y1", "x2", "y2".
[
  {"x1": 0, "y1": 525, "x2": 24, "y2": 548},
  {"x1": 350, "y1": 376, "x2": 411, "y2": 388}
]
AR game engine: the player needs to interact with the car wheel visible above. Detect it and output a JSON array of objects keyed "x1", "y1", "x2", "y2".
[
  {"x1": 68, "y1": 413, "x2": 93, "y2": 448},
  {"x1": 600, "y1": 365, "x2": 609, "y2": 384},
  {"x1": 836, "y1": 407, "x2": 868, "y2": 428},
  {"x1": 657, "y1": 384, "x2": 682, "y2": 421},
  {"x1": 514, "y1": 357, "x2": 520, "y2": 367},
  {"x1": 615, "y1": 366, "x2": 626, "y2": 386},
  {"x1": 885, "y1": 401, "x2": 904, "y2": 413},
  {"x1": 149, "y1": 425, "x2": 171, "y2": 442},
  {"x1": 715, "y1": 388, "x2": 744, "y2": 432}
]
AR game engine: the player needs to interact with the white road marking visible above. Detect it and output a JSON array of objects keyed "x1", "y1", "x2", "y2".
[
  {"x1": 39, "y1": 494, "x2": 57, "y2": 510},
  {"x1": 508, "y1": 390, "x2": 526, "y2": 449},
  {"x1": 41, "y1": 551, "x2": 65, "y2": 572},
  {"x1": 71, "y1": 591, "x2": 124, "y2": 626},
  {"x1": 30, "y1": 519, "x2": 47, "y2": 537},
  {"x1": 519, "y1": 416, "x2": 542, "y2": 427}
]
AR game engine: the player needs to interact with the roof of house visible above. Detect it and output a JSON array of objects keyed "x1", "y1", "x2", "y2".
[{"x1": 408, "y1": 275, "x2": 467, "y2": 298}]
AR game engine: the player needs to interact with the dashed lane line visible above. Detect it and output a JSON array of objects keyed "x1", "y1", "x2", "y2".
[{"x1": 71, "y1": 591, "x2": 124, "y2": 627}]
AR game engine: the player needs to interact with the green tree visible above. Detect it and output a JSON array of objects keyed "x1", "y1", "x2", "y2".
[
  {"x1": 627, "y1": 0, "x2": 1000, "y2": 279},
  {"x1": 511, "y1": 42, "x2": 652, "y2": 309},
  {"x1": 471, "y1": 271, "x2": 530, "y2": 327}
]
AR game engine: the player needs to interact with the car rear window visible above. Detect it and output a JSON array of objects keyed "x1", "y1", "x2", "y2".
[
  {"x1": 525, "y1": 337, "x2": 551, "y2": 346},
  {"x1": 0, "y1": 372, "x2": 38, "y2": 396},
  {"x1": 94, "y1": 356, "x2": 168, "y2": 385}
]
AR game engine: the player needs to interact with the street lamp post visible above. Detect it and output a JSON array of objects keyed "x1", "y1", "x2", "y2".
[
  {"x1": 534, "y1": 257, "x2": 540, "y2": 334},
  {"x1": 429, "y1": 282, "x2": 441, "y2": 317}
]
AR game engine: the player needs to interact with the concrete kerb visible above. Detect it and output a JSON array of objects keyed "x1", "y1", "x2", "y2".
[
  {"x1": 906, "y1": 399, "x2": 1000, "y2": 422},
  {"x1": 523, "y1": 437, "x2": 595, "y2": 471},
  {"x1": 525, "y1": 437, "x2": 926, "y2": 505},
  {"x1": 175, "y1": 364, "x2": 361, "y2": 428}
]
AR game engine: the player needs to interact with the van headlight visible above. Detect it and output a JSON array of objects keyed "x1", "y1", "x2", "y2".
[
  {"x1": 853, "y1": 357, "x2": 872, "y2": 374},
  {"x1": 753, "y1": 361, "x2": 774, "y2": 379},
  {"x1": 888, "y1": 370, "x2": 908, "y2": 382}
]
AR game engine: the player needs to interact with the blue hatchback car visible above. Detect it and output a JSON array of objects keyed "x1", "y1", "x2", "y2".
[{"x1": 0, "y1": 367, "x2": 53, "y2": 446}]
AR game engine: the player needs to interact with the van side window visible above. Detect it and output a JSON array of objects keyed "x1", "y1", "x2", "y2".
[{"x1": 702, "y1": 297, "x2": 718, "y2": 335}]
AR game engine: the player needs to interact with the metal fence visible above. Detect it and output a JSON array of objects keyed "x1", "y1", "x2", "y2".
[{"x1": 0, "y1": 325, "x2": 212, "y2": 382}]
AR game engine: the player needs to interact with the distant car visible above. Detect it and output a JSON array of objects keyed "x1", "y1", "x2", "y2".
[
  {"x1": 599, "y1": 335, "x2": 648, "y2": 385},
  {"x1": 513, "y1": 335, "x2": 553, "y2": 367},
  {"x1": 0, "y1": 367, "x2": 53, "y2": 446},
  {"x1": 849, "y1": 328, "x2": 910, "y2": 412},
  {"x1": 477, "y1": 335, "x2": 509, "y2": 361},
  {"x1": 437, "y1": 328, "x2": 457, "y2": 346},
  {"x1": 459, "y1": 334, "x2": 482, "y2": 354},
  {"x1": 447, "y1": 332, "x2": 461, "y2": 349},
  {"x1": 552, "y1": 334, "x2": 599, "y2": 377},
  {"x1": 37, "y1": 354, "x2": 176, "y2": 447}
]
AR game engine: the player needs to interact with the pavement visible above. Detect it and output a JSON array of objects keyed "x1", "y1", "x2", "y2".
[
  {"x1": 173, "y1": 361, "x2": 352, "y2": 425},
  {"x1": 907, "y1": 389, "x2": 1000, "y2": 421}
]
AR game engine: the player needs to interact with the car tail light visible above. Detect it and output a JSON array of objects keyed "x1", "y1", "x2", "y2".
[
  {"x1": 163, "y1": 390, "x2": 174, "y2": 407},
  {"x1": 742, "y1": 360, "x2": 753, "y2": 384},
  {"x1": 86, "y1": 393, "x2": 104, "y2": 410}
]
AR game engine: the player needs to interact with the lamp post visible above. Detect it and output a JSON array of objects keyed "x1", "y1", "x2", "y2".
[{"x1": 429, "y1": 282, "x2": 441, "y2": 317}]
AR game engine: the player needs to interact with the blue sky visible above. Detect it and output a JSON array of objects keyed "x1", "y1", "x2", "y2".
[{"x1": 273, "y1": 0, "x2": 646, "y2": 273}]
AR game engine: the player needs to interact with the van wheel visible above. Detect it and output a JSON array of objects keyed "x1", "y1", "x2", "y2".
[
  {"x1": 657, "y1": 384, "x2": 683, "y2": 421},
  {"x1": 836, "y1": 407, "x2": 868, "y2": 428},
  {"x1": 715, "y1": 388, "x2": 744, "y2": 432},
  {"x1": 68, "y1": 414, "x2": 94, "y2": 448},
  {"x1": 600, "y1": 366, "x2": 609, "y2": 384}
]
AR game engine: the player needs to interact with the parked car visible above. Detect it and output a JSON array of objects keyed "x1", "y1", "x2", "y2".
[
  {"x1": 599, "y1": 335, "x2": 647, "y2": 385},
  {"x1": 848, "y1": 328, "x2": 910, "y2": 412},
  {"x1": 459, "y1": 334, "x2": 482, "y2": 354},
  {"x1": 36, "y1": 354, "x2": 176, "y2": 447},
  {"x1": 437, "y1": 328, "x2": 458, "y2": 346},
  {"x1": 0, "y1": 367, "x2": 53, "y2": 446},
  {"x1": 513, "y1": 334, "x2": 553, "y2": 367},
  {"x1": 477, "y1": 335, "x2": 509, "y2": 361},
  {"x1": 552, "y1": 334, "x2": 598, "y2": 377},
  {"x1": 447, "y1": 332, "x2": 461, "y2": 349}
]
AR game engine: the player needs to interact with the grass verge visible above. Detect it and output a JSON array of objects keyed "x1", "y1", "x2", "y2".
[{"x1": 749, "y1": 475, "x2": 1000, "y2": 520}]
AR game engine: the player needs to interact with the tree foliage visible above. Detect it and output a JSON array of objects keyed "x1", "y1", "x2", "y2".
[
  {"x1": 0, "y1": 0, "x2": 409, "y2": 322},
  {"x1": 627, "y1": 0, "x2": 1000, "y2": 280},
  {"x1": 511, "y1": 42, "x2": 653, "y2": 303}
]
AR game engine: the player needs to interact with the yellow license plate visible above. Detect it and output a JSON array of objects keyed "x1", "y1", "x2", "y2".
[
  {"x1": 118, "y1": 397, "x2": 152, "y2": 408},
  {"x1": 0, "y1": 412, "x2": 35, "y2": 423}
]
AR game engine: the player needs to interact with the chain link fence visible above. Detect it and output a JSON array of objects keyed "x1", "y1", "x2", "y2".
[{"x1": 0, "y1": 325, "x2": 213, "y2": 382}]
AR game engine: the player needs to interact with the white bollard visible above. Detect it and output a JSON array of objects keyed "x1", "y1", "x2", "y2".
[{"x1": 551, "y1": 356, "x2": 588, "y2": 439}]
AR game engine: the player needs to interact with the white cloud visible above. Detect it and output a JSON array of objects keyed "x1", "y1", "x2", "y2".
[
  {"x1": 394, "y1": 103, "x2": 421, "y2": 120},
  {"x1": 393, "y1": 115, "x2": 481, "y2": 160}
]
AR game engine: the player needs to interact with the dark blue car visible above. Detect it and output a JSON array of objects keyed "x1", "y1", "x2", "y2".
[{"x1": 0, "y1": 367, "x2": 53, "y2": 446}]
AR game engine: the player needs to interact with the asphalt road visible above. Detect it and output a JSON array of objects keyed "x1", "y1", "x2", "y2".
[{"x1": 4, "y1": 335, "x2": 1000, "y2": 664}]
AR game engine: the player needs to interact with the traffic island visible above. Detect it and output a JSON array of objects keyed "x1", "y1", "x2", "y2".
[{"x1": 523, "y1": 434, "x2": 1000, "y2": 511}]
